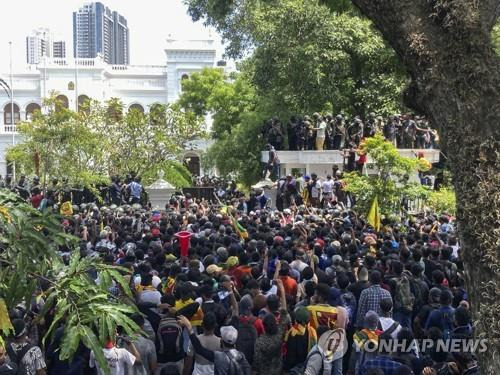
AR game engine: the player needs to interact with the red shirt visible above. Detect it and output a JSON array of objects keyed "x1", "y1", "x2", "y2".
[
  {"x1": 279, "y1": 275, "x2": 298, "y2": 297},
  {"x1": 31, "y1": 194, "x2": 43, "y2": 208},
  {"x1": 232, "y1": 265, "x2": 253, "y2": 289},
  {"x1": 240, "y1": 315, "x2": 265, "y2": 335}
]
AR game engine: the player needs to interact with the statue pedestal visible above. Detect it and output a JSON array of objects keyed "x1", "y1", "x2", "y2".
[
  {"x1": 145, "y1": 172, "x2": 175, "y2": 210},
  {"x1": 252, "y1": 179, "x2": 277, "y2": 209}
]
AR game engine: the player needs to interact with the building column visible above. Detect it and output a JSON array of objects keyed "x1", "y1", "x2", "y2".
[{"x1": 305, "y1": 164, "x2": 310, "y2": 176}]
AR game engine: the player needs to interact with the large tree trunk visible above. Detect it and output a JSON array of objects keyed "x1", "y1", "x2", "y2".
[{"x1": 350, "y1": 0, "x2": 500, "y2": 372}]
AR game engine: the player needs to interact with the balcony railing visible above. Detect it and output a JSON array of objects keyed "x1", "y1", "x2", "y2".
[{"x1": 4, "y1": 125, "x2": 17, "y2": 133}]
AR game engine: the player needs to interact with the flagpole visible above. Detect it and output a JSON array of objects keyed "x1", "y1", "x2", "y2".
[
  {"x1": 75, "y1": 45, "x2": 79, "y2": 112},
  {"x1": 9, "y1": 41, "x2": 16, "y2": 181}
]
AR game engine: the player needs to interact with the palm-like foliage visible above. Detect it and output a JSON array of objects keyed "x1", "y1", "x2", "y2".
[{"x1": 0, "y1": 190, "x2": 138, "y2": 374}]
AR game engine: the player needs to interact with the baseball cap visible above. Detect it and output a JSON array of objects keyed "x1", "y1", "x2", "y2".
[
  {"x1": 206, "y1": 264, "x2": 222, "y2": 276},
  {"x1": 216, "y1": 247, "x2": 229, "y2": 262},
  {"x1": 226, "y1": 256, "x2": 239, "y2": 268},
  {"x1": 220, "y1": 325, "x2": 238, "y2": 345},
  {"x1": 364, "y1": 310, "x2": 379, "y2": 329}
]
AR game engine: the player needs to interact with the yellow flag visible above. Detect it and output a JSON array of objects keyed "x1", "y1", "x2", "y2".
[
  {"x1": 0, "y1": 298, "x2": 13, "y2": 336},
  {"x1": 60, "y1": 201, "x2": 73, "y2": 217},
  {"x1": 367, "y1": 196, "x2": 381, "y2": 231}
]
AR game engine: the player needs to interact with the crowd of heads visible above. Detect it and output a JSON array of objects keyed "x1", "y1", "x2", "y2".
[
  {"x1": 0, "y1": 183, "x2": 480, "y2": 374},
  {"x1": 263, "y1": 112, "x2": 439, "y2": 151}
]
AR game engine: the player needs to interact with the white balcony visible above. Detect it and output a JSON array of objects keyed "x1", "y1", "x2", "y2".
[
  {"x1": 261, "y1": 149, "x2": 441, "y2": 177},
  {"x1": 261, "y1": 149, "x2": 440, "y2": 164}
]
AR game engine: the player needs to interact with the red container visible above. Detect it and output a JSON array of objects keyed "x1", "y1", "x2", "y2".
[{"x1": 175, "y1": 231, "x2": 192, "y2": 258}]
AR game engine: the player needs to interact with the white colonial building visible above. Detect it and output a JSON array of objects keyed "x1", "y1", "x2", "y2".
[{"x1": 0, "y1": 39, "x2": 218, "y2": 177}]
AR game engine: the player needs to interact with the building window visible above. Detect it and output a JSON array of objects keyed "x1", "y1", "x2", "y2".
[
  {"x1": 25, "y1": 103, "x2": 41, "y2": 120},
  {"x1": 4, "y1": 103, "x2": 20, "y2": 125},
  {"x1": 68, "y1": 81, "x2": 75, "y2": 90},
  {"x1": 78, "y1": 95, "x2": 90, "y2": 114},
  {"x1": 128, "y1": 103, "x2": 144, "y2": 113},
  {"x1": 56, "y1": 95, "x2": 69, "y2": 109}
]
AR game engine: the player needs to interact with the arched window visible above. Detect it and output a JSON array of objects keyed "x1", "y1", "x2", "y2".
[
  {"x1": 55, "y1": 95, "x2": 69, "y2": 109},
  {"x1": 25, "y1": 103, "x2": 41, "y2": 120},
  {"x1": 68, "y1": 81, "x2": 75, "y2": 90},
  {"x1": 181, "y1": 74, "x2": 189, "y2": 80},
  {"x1": 78, "y1": 95, "x2": 90, "y2": 114},
  {"x1": 149, "y1": 103, "x2": 165, "y2": 125},
  {"x1": 128, "y1": 103, "x2": 144, "y2": 113},
  {"x1": 4, "y1": 103, "x2": 20, "y2": 125}
]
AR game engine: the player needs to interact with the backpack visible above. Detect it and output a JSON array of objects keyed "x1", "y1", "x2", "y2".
[
  {"x1": 378, "y1": 320, "x2": 400, "y2": 337},
  {"x1": 340, "y1": 290, "x2": 357, "y2": 327},
  {"x1": 440, "y1": 308, "x2": 454, "y2": 340},
  {"x1": 408, "y1": 276, "x2": 425, "y2": 311},
  {"x1": 304, "y1": 348, "x2": 333, "y2": 375},
  {"x1": 157, "y1": 318, "x2": 184, "y2": 362},
  {"x1": 6, "y1": 343, "x2": 33, "y2": 375},
  {"x1": 225, "y1": 349, "x2": 249, "y2": 375},
  {"x1": 235, "y1": 317, "x2": 257, "y2": 365},
  {"x1": 441, "y1": 260, "x2": 458, "y2": 287},
  {"x1": 394, "y1": 275, "x2": 415, "y2": 311}
]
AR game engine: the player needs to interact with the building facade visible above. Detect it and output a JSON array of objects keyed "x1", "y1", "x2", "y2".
[
  {"x1": 0, "y1": 39, "x2": 217, "y2": 177},
  {"x1": 26, "y1": 28, "x2": 67, "y2": 64},
  {"x1": 26, "y1": 28, "x2": 50, "y2": 64},
  {"x1": 52, "y1": 41, "x2": 66, "y2": 59},
  {"x1": 73, "y1": 2, "x2": 130, "y2": 65}
]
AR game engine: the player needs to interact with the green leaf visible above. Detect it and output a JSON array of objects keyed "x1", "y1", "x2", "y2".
[{"x1": 80, "y1": 325, "x2": 110, "y2": 375}]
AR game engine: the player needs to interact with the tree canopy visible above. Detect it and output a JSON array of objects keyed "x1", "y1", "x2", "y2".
[
  {"x1": 8, "y1": 95, "x2": 200, "y2": 189},
  {"x1": 185, "y1": 0, "x2": 406, "y2": 116}
]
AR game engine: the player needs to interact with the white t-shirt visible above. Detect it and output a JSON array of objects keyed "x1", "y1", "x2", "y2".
[
  {"x1": 379, "y1": 317, "x2": 402, "y2": 339},
  {"x1": 291, "y1": 259, "x2": 308, "y2": 273},
  {"x1": 322, "y1": 179, "x2": 334, "y2": 194},
  {"x1": 311, "y1": 181, "x2": 321, "y2": 198},
  {"x1": 90, "y1": 347, "x2": 136, "y2": 375},
  {"x1": 316, "y1": 121, "x2": 326, "y2": 138},
  {"x1": 137, "y1": 289, "x2": 162, "y2": 305},
  {"x1": 134, "y1": 275, "x2": 162, "y2": 288}
]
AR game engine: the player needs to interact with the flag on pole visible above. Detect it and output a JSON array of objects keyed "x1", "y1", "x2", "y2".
[
  {"x1": 367, "y1": 196, "x2": 381, "y2": 231},
  {"x1": 231, "y1": 215, "x2": 248, "y2": 239}
]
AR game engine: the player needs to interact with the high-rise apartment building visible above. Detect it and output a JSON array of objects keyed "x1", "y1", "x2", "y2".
[
  {"x1": 52, "y1": 41, "x2": 66, "y2": 58},
  {"x1": 26, "y1": 28, "x2": 66, "y2": 64},
  {"x1": 73, "y1": 2, "x2": 130, "y2": 65},
  {"x1": 26, "y1": 28, "x2": 51, "y2": 64}
]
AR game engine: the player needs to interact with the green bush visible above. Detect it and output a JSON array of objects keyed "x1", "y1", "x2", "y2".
[{"x1": 426, "y1": 187, "x2": 456, "y2": 215}]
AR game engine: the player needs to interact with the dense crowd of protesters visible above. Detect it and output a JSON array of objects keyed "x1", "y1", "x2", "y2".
[
  {"x1": 0, "y1": 176, "x2": 479, "y2": 375},
  {"x1": 262, "y1": 113, "x2": 439, "y2": 151}
]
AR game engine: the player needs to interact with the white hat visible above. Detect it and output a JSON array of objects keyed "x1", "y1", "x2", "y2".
[{"x1": 220, "y1": 325, "x2": 238, "y2": 345}]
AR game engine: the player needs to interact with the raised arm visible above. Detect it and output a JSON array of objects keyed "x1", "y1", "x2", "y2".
[{"x1": 178, "y1": 315, "x2": 215, "y2": 362}]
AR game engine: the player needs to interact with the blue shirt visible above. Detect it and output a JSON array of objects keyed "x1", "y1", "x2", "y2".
[
  {"x1": 425, "y1": 305, "x2": 455, "y2": 332},
  {"x1": 129, "y1": 181, "x2": 142, "y2": 198}
]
